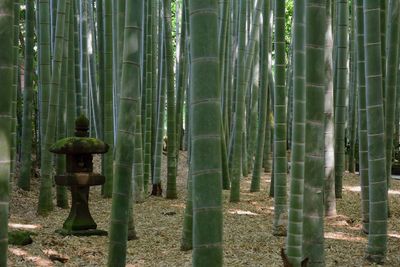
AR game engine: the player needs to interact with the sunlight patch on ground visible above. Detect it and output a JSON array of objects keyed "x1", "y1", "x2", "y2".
[
  {"x1": 324, "y1": 232, "x2": 366, "y2": 243},
  {"x1": 228, "y1": 209, "x2": 259, "y2": 216},
  {"x1": 388, "y1": 189, "x2": 400, "y2": 195},
  {"x1": 343, "y1": 186, "x2": 361, "y2": 193},
  {"x1": 9, "y1": 223, "x2": 41, "y2": 230},
  {"x1": 328, "y1": 220, "x2": 349, "y2": 227},
  {"x1": 344, "y1": 185, "x2": 400, "y2": 195},
  {"x1": 9, "y1": 248, "x2": 53, "y2": 266},
  {"x1": 42, "y1": 249, "x2": 69, "y2": 263},
  {"x1": 169, "y1": 203, "x2": 185, "y2": 209},
  {"x1": 388, "y1": 232, "x2": 400, "y2": 239}
]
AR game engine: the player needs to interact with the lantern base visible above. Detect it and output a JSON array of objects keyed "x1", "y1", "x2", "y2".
[{"x1": 56, "y1": 228, "x2": 107, "y2": 237}]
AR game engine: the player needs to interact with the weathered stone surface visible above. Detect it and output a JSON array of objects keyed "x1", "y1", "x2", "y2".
[
  {"x1": 50, "y1": 115, "x2": 108, "y2": 236},
  {"x1": 55, "y1": 228, "x2": 107, "y2": 237},
  {"x1": 55, "y1": 173, "x2": 105, "y2": 186},
  {"x1": 50, "y1": 137, "x2": 109, "y2": 154}
]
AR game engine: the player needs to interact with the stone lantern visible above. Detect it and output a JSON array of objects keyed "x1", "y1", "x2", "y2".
[{"x1": 50, "y1": 115, "x2": 109, "y2": 236}]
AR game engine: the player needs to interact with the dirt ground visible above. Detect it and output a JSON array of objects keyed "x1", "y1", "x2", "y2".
[{"x1": 7, "y1": 152, "x2": 400, "y2": 266}]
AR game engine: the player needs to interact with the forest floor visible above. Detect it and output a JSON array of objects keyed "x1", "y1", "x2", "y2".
[{"x1": 7, "y1": 152, "x2": 400, "y2": 266}]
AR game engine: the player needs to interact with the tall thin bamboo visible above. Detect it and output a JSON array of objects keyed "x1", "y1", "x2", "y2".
[
  {"x1": 87, "y1": 0, "x2": 100, "y2": 137},
  {"x1": 107, "y1": 0, "x2": 143, "y2": 265},
  {"x1": 102, "y1": 0, "x2": 114, "y2": 198},
  {"x1": 143, "y1": 0, "x2": 153, "y2": 191},
  {"x1": 285, "y1": 0, "x2": 306, "y2": 264},
  {"x1": 363, "y1": 0, "x2": 388, "y2": 263},
  {"x1": 73, "y1": 0, "x2": 81, "y2": 115},
  {"x1": 38, "y1": 0, "x2": 69, "y2": 215},
  {"x1": 229, "y1": 0, "x2": 246, "y2": 202},
  {"x1": 11, "y1": 1, "x2": 20, "y2": 181},
  {"x1": 39, "y1": 0, "x2": 52, "y2": 153},
  {"x1": 384, "y1": 0, "x2": 400, "y2": 190},
  {"x1": 250, "y1": 0, "x2": 270, "y2": 192},
  {"x1": 151, "y1": 23, "x2": 166, "y2": 196},
  {"x1": 334, "y1": 0, "x2": 349, "y2": 199},
  {"x1": 272, "y1": 0, "x2": 287, "y2": 236},
  {"x1": 380, "y1": 0, "x2": 386, "y2": 101},
  {"x1": 347, "y1": 0, "x2": 357, "y2": 173},
  {"x1": 80, "y1": 0, "x2": 89, "y2": 115},
  {"x1": 181, "y1": 68, "x2": 193, "y2": 251},
  {"x1": 247, "y1": 42, "x2": 259, "y2": 173},
  {"x1": 303, "y1": 0, "x2": 326, "y2": 265},
  {"x1": 66, "y1": 6, "x2": 76, "y2": 135},
  {"x1": 19, "y1": 0, "x2": 36, "y2": 190},
  {"x1": 0, "y1": 1, "x2": 14, "y2": 264},
  {"x1": 324, "y1": 0, "x2": 337, "y2": 217},
  {"x1": 189, "y1": 0, "x2": 223, "y2": 264},
  {"x1": 355, "y1": 0, "x2": 369, "y2": 234},
  {"x1": 55, "y1": 1, "x2": 71, "y2": 208},
  {"x1": 133, "y1": 105, "x2": 145, "y2": 202},
  {"x1": 164, "y1": 0, "x2": 178, "y2": 199},
  {"x1": 97, "y1": 0, "x2": 105, "y2": 139}
]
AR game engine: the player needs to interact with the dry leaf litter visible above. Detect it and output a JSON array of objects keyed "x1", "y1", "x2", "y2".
[{"x1": 7, "y1": 152, "x2": 400, "y2": 266}]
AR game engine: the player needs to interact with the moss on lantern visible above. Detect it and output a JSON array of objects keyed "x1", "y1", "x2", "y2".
[{"x1": 50, "y1": 137, "x2": 109, "y2": 154}]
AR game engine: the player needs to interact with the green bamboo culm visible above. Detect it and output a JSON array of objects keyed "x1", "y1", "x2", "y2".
[
  {"x1": 152, "y1": 45, "x2": 166, "y2": 196},
  {"x1": 244, "y1": 0, "x2": 263, "y2": 175},
  {"x1": 143, "y1": 0, "x2": 153, "y2": 192},
  {"x1": 175, "y1": 0, "x2": 188, "y2": 158},
  {"x1": 303, "y1": 0, "x2": 326, "y2": 266},
  {"x1": 115, "y1": 0, "x2": 125, "y2": 106},
  {"x1": 164, "y1": 0, "x2": 178, "y2": 199},
  {"x1": 38, "y1": 0, "x2": 69, "y2": 216},
  {"x1": 379, "y1": 0, "x2": 386, "y2": 97},
  {"x1": 38, "y1": 0, "x2": 52, "y2": 157},
  {"x1": 347, "y1": 0, "x2": 357, "y2": 174},
  {"x1": 10, "y1": 1, "x2": 19, "y2": 183},
  {"x1": 55, "y1": 0, "x2": 72, "y2": 209},
  {"x1": 247, "y1": 52, "x2": 259, "y2": 174},
  {"x1": 107, "y1": 0, "x2": 143, "y2": 265},
  {"x1": 250, "y1": 0, "x2": 270, "y2": 193},
  {"x1": 263, "y1": 60, "x2": 273, "y2": 174},
  {"x1": 150, "y1": 0, "x2": 158, "y2": 175},
  {"x1": 0, "y1": 1, "x2": 14, "y2": 264},
  {"x1": 229, "y1": 0, "x2": 246, "y2": 203},
  {"x1": 285, "y1": 0, "x2": 306, "y2": 264},
  {"x1": 240, "y1": 1, "x2": 262, "y2": 178},
  {"x1": 51, "y1": 0, "x2": 58, "y2": 47},
  {"x1": 133, "y1": 111, "x2": 145, "y2": 202},
  {"x1": 66, "y1": 6, "x2": 76, "y2": 135},
  {"x1": 355, "y1": 0, "x2": 369, "y2": 234},
  {"x1": 97, "y1": 0, "x2": 105, "y2": 135},
  {"x1": 73, "y1": 0, "x2": 81, "y2": 115},
  {"x1": 219, "y1": 0, "x2": 230, "y2": 160},
  {"x1": 180, "y1": 154, "x2": 193, "y2": 251},
  {"x1": 189, "y1": 0, "x2": 223, "y2": 265},
  {"x1": 324, "y1": 0, "x2": 337, "y2": 217},
  {"x1": 272, "y1": 0, "x2": 287, "y2": 236},
  {"x1": 87, "y1": 0, "x2": 99, "y2": 138},
  {"x1": 334, "y1": 0, "x2": 349, "y2": 199},
  {"x1": 18, "y1": 0, "x2": 36, "y2": 191},
  {"x1": 80, "y1": 0, "x2": 89, "y2": 116},
  {"x1": 384, "y1": 0, "x2": 400, "y2": 190},
  {"x1": 102, "y1": 0, "x2": 114, "y2": 198},
  {"x1": 363, "y1": 0, "x2": 388, "y2": 263},
  {"x1": 181, "y1": 73, "x2": 193, "y2": 251}
]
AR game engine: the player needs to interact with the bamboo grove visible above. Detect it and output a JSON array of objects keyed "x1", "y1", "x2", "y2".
[{"x1": 1, "y1": 0, "x2": 400, "y2": 266}]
